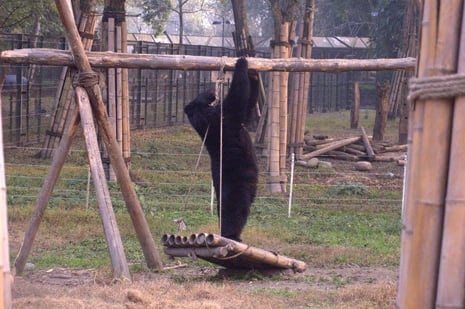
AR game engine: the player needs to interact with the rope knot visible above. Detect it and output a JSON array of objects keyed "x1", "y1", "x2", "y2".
[{"x1": 408, "y1": 73, "x2": 465, "y2": 102}]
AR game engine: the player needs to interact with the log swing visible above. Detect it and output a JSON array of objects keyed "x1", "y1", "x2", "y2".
[{"x1": 162, "y1": 59, "x2": 307, "y2": 273}]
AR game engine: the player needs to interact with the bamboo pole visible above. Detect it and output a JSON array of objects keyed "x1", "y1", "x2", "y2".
[
  {"x1": 0, "y1": 67, "x2": 12, "y2": 309},
  {"x1": 0, "y1": 48, "x2": 417, "y2": 73},
  {"x1": 53, "y1": 0, "x2": 162, "y2": 269},
  {"x1": 279, "y1": 23, "x2": 290, "y2": 191},
  {"x1": 436, "y1": 2, "x2": 465, "y2": 307},
  {"x1": 75, "y1": 86, "x2": 130, "y2": 279},
  {"x1": 296, "y1": 0, "x2": 315, "y2": 158},
  {"x1": 267, "y1": 40, "x2": 282, "y2": 192},
  {"x1": 398, "y1": 1, "x2": 461, "y2": 307}
]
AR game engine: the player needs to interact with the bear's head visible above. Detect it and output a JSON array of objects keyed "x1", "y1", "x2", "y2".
[{"x1": 184, "y1": 90, "x2": 216, "y2": 118}]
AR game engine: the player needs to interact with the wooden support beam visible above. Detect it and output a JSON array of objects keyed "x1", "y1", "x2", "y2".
[
  {"x1": 0, "y1": 48, "x2": 417, "y2": 72},
  {"x1": 15, "y1": 109, "x2": 80, "y2": 275},
  {"x1": 75, "y1": 86, "x2": 130, "y2": 280},
  {"x1": 53, "y1": 0, "x2": 162, "y2": 270}
]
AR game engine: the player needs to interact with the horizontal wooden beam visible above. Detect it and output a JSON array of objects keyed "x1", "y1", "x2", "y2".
[{"x1": 0, "y1": 48, "x2": 416, "y2": 72}]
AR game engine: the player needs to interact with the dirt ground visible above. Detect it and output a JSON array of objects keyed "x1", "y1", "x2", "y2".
[{"x1": 12, "y1": 263, "x2": 398, "y2": 308}]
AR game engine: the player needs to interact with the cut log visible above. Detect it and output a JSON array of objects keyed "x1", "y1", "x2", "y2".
[
  {"x1": 300, "y1": 136, "x2": 361, "y2": 160},
  {"x1": 382, "y1": 144, "x2": 408, "y2": 152},
  {"x1": 326, "y1": 150, "x2": 360, "y2": 161},
  {"x1": 360, "y1": 127, "x2": 375, "y2": 161},
  {"x1": 0, "y1": 48, "x2": 417, "y2": 72}
]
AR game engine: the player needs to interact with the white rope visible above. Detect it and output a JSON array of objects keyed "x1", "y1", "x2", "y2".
[{"x1": 217, "y1": 56, "x2": 226, "y2": 235}]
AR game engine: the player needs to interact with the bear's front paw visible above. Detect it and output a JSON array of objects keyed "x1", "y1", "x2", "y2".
[{"x1": 236, "y1": 57, "x2": 248, "y2": 70}]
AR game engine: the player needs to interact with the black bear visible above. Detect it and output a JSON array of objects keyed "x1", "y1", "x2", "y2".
[{"x1": 184, "y1": 58, "x2": 258, "y2": 242}]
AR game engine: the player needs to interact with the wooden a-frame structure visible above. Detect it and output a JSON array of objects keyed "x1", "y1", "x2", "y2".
[{"x1": 13, "y1": 0, "x2": 163, "y2": 280}]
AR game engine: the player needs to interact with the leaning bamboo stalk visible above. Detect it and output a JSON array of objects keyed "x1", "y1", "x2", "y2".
[
  {"x1": 436, "y1": 3, "x2": 465, "y2": 306},
  {"x1": 0, "y1": 48, "x2": 417, "y2": 72},
  {"x1": 54, "y1": 0, "x2": 162, "y2": 269},
  {"x1": 299, "y1": 136, "x2": 361, "y2": 160},
  {"x1": 399, "y1": 1, "x2": 460, "y2": 308},
  {"x1": 75, "y1": 86, "x2": 130, "y2": 280}
]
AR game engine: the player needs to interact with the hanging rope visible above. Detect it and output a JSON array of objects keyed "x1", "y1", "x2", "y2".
[
  {"x1": 177, "y1": 126, "x2": 210, "y2": 231},
  {"x1": 179, "y1": 57, "x2": 227, "y2": 233},
  {"x1": 216, "y1": 56, "x2": 226, "y2": 236}
]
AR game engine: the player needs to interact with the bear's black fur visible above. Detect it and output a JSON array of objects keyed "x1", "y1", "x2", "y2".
[{"x1": 184, "y1": 58, "x2": 258, "y2": 242}]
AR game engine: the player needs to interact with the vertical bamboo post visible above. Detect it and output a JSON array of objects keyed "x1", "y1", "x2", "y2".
[
  {"x1": 54, "y1": 0, "x2": 162, "y2": 269},
  {"x1": 279, "y1": 22, "x2": 290, "y2": 192},
  {"x1": 398, "y1": 1, "x2": 461, "y2": 307},
  {"x1": 0, "y1": 65, "x2": 12, "y2": 309},
  {"x1": 75, "y1": 86, "x2": 130, "y2": 279},
  {"x1": 351, "y1": 81, "x2": 360, "y2": 129},
  {"x1": 436, "y1": 3, "x2": 465, "y2": 306},
  {"x1": 267, "y1": 43, "x2": 282, "y2": 193},
  {"x1": 121, "y1": 21, "x2": 130, "y2": 168},
  {"x1": 296, "y1": 0, "x2": 315, "y2": 158}
]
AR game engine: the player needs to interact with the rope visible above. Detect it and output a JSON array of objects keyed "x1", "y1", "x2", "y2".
[
  {"x1": 217, "y1": 56, "x2": 226, "y2": 235},
  {"x1": 176, "y1": 125, "x2": 211, "y2": 231},
  {"x1": 408, "y1": 73, "x2": 465, "y2": 102}
]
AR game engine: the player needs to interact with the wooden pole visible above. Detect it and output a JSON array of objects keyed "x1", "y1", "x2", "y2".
[
  {"x1": 75, "y1": 86, "x2": 130, "y2": 279},
  {"x1": 398, "y1": 1, "x2": 460, "y2": 307},
  {"x1": 351, "y1": 81, "x2": 360, "y2": 129},
  {"x1": 373, "y1": 81, "x2": 390, "y2": 141},
  {"x1": 436, "y1": 2, "x2": 465, "y2": 306},
  {"x1": 0, "y1": 48, "x2": 417, "y2": 73},
  {"x1": 15, "y1": 109, "x2": 80, "y2": 275},
  {"x1": 53, "y1": 0, "x2": 162, "y2": 269},
  {"x1": 0, "y1": 65, "x2": 12, "y2": 309}
]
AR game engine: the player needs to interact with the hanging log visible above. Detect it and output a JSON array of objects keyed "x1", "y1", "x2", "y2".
[{"x1": 0, "y1": 48, "x2": 417, "y2": 72}]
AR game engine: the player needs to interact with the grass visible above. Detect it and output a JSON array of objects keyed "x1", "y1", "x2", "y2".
[
  {"x1": 7, "y1": 110, "x2": 401, "y2": 307},
  {"x1": 6, "y1": 110, "x2": 402, "y2": 271}
]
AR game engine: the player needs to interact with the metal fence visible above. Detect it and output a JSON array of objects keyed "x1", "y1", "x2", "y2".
[{"x1": 1, "y1": 33, "x2": 378, "y2": 146}]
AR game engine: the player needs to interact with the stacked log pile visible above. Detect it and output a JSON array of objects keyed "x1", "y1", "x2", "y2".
[{"x1": 297, "y1": 127, "x2": 407, "y2": 168}]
